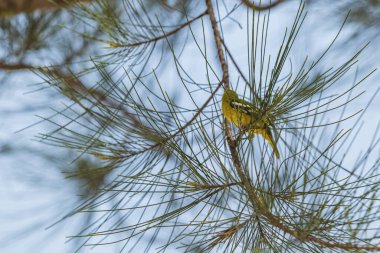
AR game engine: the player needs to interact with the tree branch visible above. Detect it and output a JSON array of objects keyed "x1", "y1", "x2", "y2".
[
  {"x1": 0, "y1": 0, "x2": 96, "y2": 16},
  {"x1": 205, "y1": 0, "x2": 261, "y2": 212},
  {"x1": 0, "y1": 61, "x2": 31, "y2": 71},
  {"x1": 206, "y1": 0, "x2": 269, "y2": 245},
  {"x1": 108, "y1": 10, "x2": 208, "y2": 48},
  {"x1": 240, "y1": 0, "x2": 284, "y2": 11},
  {"x1": 205, "y1": 0, "x2": 229, "y2": 87}
]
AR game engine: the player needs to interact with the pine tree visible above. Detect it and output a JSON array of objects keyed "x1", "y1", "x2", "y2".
[{"x1": 1, "y1": 0, "x2": 380, "y2": 252}]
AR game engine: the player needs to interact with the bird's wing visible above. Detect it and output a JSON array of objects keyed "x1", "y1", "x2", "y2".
[{"x1": 230, "y1": 100, "x2": 256, "y2": 115}]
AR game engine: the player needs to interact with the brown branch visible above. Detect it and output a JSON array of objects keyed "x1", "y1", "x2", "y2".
[
  {"x1": 203, "y1": 0, "x2": 255, "y2": 214},
  {"x1": 0, "y1": 62, "x2": 31, "y2": 71},
  {"x1": 205, "y1": 0, "x2": 263, "y2": 212},
  {"x1": 109, "y1": 10, "x2": 208, "y2": 48},
  {"x1": 206, "y1": 0, "x2": 248, "y2": 206},
  {"x1": 265, "y1": 211, "x2": 380, "y2": 251},
  {"x1": 206, "y1": 0, "x2": 270, "y2": 246},
  {"x1": 0, "y1": 0, "x2": 97, "y2": 15},
  {"x1": 240, "y1": 0, "x2": 284, "y2": 11},
  {"x1": 205, "y1": 0, "x2": 229, "y2": 87},
  {"x1": 207, "y1": 222, "x2": 246, "y2": 249},
  {"x1": 0, "y1": 0, "x2": 95, "y2": 16}
]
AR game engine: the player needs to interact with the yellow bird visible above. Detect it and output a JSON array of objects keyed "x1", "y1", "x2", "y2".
[{"x1": 222, "y1": 89, "x2": 280, "y2": 159}]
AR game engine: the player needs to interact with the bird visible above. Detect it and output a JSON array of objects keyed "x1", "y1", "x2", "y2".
[{"x1": 222, "y1": 89, "x2": 280, "y2": 159}]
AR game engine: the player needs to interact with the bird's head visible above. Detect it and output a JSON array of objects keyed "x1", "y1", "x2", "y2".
[{"x1": 223, "y1": 89, "x2": 239, "y2": 102}]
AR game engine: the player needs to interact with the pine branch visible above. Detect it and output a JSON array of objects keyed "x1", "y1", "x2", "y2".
[
  {"x1": 240, "y1": 0, "x2": 284, "y2": 11},
  {"x1": 206, "y1": 0, "x2": 270, "y2": 247},
  {"x1": 0, "y1": 0, "x2": 96, "y2": 16},
  {"x1": 205, "y1": 0, "x2": 229, "y2": 87},
  {"x1": 5, "y1": 0, "x2": 379, "y2": 251},
  {"x1": 107, "y1": 10, "x2": 208, "y2": 48},
  {"x1": 0, "y1": 61, "x2": 31, "y2": 71}
]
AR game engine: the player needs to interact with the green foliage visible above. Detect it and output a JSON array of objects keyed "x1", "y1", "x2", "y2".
[{"x1": 2, "y1": 0, "x2": 380, "y2": 252}]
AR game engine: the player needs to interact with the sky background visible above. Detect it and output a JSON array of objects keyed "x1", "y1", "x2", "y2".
[{"x1": 0, "y1": 1, "x2": 379, "y2": 252}]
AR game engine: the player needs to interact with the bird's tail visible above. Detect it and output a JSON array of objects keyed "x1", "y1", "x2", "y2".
[{"x1": 249, "y1": 128, "x2": 280, "y2": 159}]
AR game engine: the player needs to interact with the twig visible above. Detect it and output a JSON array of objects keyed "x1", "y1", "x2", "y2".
[
  {"x1": 0, "y1": 0, "x2": 95, "y2": 16},
  {"x1": 206, "y1": 0, "x2": 269, "y2": 245},
  {"x1": 109, "y1": 10, "x2": 208, "y2": 48},
  {"x1": 204, "y1": 0, "x2": 252, "y2": 208},
  {"x1": 0, "y1": 61, "x2": 31, "y2": 71},
  {"x1": 205, "y1": 0, "x2": 261, "y2": 212},
  {"x1": 240, "y1": 0, "x2": 284, "y2": 11},
  {"x1": 265, "y1": 211, "x2": 380, "y2": 251},
  {"x1": 205, "y1": 0, "x2": 229, "y2": 87}
]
